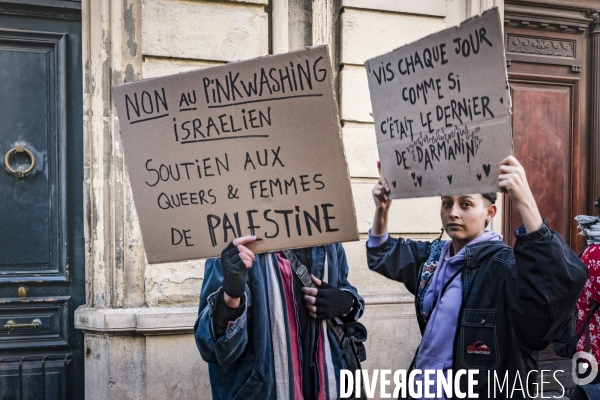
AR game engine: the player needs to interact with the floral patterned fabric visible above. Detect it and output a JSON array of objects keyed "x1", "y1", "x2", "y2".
[
  {"x1": 576, "y1": 244, "x2": 600, "y2": 356},
  {"x1": 416, "y1": 239, "x2": 447, "y2": 321}
]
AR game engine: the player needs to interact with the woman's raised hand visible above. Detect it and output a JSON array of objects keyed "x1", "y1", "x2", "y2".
[
  {"x1": 498, "y1": 156, "x2": 543, "y2": 232},
  {"x1": 372, "y1": 161, "x2": 391, "y2": 208},
  {"x1": 372, "y1": 161, "x2": 392, "y2": 235}
]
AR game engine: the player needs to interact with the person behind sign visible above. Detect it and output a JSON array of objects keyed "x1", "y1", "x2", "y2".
[
  {"x1": 367, "y1": 155, "x2": 587, "y2": 399},
  {"x1": 194, "y1": 240, "x2": 364, "y2": 399}
]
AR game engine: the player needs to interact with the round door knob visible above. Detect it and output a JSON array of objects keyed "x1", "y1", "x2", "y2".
[{"x1": 4, "y1": 145, "x2": 36, "y2": 178}]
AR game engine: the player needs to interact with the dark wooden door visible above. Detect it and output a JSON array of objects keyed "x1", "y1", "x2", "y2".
[
  {"x1": 504, "y1": 3, "x2": 590, "y2": 253},
  {"x1": 0, "y1": 2, "x2": 84, "y2": 399}
]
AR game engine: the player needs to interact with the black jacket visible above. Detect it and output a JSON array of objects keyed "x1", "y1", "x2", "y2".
[{"x1": 367, "y1": 222, "x2": 587, "y2": 399}]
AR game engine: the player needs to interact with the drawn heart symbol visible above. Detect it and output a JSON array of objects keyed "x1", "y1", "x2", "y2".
[
  {"x1": 411, "y1": 172, "x2": 416, "y2": 180},
  {"x1": 447, "y1": 175, "x2": 452, "y2": 185},
  {"x1": 414, "y1": 182, "x2": 417, "y2": 187},
  {"x1": 483, "y1": 164, "x2": 491, "y2": 177},
  {"x1": 392, "y1": 181, "x2": 397, "y2": 188},
  {"x1": 499, "y1": 97, "x2": 503, "y2": 104},
  {"x1": 477, "y1": 174, "x2": 482, "y2": 181},
  {"x1": 416, "y1": 176, "x2": 422, "y2": 187}
]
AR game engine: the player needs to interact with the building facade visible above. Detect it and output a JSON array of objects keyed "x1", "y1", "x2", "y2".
[{"x1": 1, "y1": 0, "x2": 599, "y2": 398}]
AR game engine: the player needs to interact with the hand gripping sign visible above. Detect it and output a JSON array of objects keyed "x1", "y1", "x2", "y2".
[
  {"x1": 365, "y1": 8, "x2": 513, "y2": 199},
  {"x1": 112, "y1": 46, "x2": 358, "y2": 263}
]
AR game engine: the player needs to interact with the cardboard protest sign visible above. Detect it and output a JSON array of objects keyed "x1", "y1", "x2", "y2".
[
  {"x1": 113, "y1": 46, "x2": 358, "y2": 263},
  {"x1": 365, "y1": 8, "x2": 513, "y2": 199}
]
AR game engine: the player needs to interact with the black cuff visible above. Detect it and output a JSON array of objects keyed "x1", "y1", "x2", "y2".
[
  {"x1": 213, "y1": 290, "x2": 245, "y2": 338},
  {"x1": 514, "y1": 218, "x2": 551, "y2": 241}
]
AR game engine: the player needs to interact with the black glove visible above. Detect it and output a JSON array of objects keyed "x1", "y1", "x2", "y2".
[
  {"x1": 221, "y1": 241, "x2": 247, "y2": 298},
  {"x1": 312, "y1": 281, "x2": 355, "y2": 320}
]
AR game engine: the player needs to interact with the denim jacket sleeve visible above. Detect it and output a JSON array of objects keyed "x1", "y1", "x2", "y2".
[
  {"x1": 334, "y1": 243, "x2": 365, "y2": 321},
  {"x1": 507, "y1": 220, "x2": 588, "y2": 351},
  {"x1": 366, "y1": 236, "x2": 432, "y2": 296},
  {"x1": 194, "y1": 257, "x2": 249, "y2": 365}
]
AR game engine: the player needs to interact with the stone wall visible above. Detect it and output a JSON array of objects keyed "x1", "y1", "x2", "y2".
[{"x1": 76, "y1": 0, "x2": 504, "y2": 398}]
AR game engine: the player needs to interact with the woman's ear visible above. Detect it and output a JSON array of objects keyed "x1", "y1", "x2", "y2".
[{"x1": 487, "y1": 204, "x2": 497, "y2": 220}]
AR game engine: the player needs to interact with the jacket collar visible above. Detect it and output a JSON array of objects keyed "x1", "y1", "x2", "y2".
[{"x1": 463, "y1": 240, "x2": 511, "y2": 269}]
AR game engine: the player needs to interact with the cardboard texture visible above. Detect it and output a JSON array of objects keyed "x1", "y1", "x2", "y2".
[
  {"x1": 113, "y1": 46, "x2": 359, "y2": 263},
  {"x1": 365, "y1": 8, "x2": 513, "y2": 199}
]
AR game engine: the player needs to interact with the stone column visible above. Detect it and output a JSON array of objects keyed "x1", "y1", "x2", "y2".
[
  {"x1": 82, "y1": 0, "x2": 145, "y2": 309},
  {"x1": 272, "y1": 0, "x2": 289, "y2": 54},
  {"x1": 312, "y1": 0, "x2": 334, "y2": 48},
  {"x1": 312, "y1": 0, "x2": 338, "y2": 92},
  {"x1": 588, "y1": 11, "x2": 600, "y2": 200}
]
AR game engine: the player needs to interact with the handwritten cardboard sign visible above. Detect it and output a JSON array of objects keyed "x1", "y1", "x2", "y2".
[
  {"x1": 365, "y1": 8, "x2": 513, "y2": 199},
  {"x1": 113, "y1": 46, "x2": 358, "y2": 263}
]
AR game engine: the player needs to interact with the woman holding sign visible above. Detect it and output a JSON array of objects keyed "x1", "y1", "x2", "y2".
[
  {"x1": 194, "y1": 242, "x2": 365, "y2": 399},
  {"x1": 367, "y1": 156, "x2": 586, "y2": 399}
]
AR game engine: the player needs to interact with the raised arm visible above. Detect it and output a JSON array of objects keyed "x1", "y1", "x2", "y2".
[
  {"x1": 372, "y1": 160, "x2": 392, "y2": 236},
  {"x1": 498, "y1": 156, "x2": 587, "y2": 350},
  {"x1": 367, "y1": 161, "x2": 432, "y2": 294}
]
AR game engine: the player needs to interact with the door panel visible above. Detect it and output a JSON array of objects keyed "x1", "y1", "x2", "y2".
[
  {"x1": 0, "y1": 29, "x2": 68, "y2": 279},
  {"x1": 508, "y1": 81, "x2": 573, "y2": 239},
  {"x1": 0, "y1": 5, "x2": 83, "y2": 399},
  {"x1": 0, "y1": 355, "x2": 71, "y2": 400},
  {"x1": 0, "y1": 297, "x2": 70, "y2": 349}
]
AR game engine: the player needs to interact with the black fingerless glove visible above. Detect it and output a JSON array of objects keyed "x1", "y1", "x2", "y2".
[
  {"x1": 313, "y1": 282, "x2": 355, "y2": 320},
  {"x1": 221, "y1": 241, "x2": 247, "y2": 298}
]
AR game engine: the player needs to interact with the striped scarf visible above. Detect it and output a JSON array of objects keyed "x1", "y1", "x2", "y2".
[{"x1": 264, "y1": 252, "x2": 337, "y2": 399}]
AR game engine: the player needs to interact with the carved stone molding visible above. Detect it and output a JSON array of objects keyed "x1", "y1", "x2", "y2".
[
  {"x1": 507, "y1": 35, "x2": 575, "y2": 57},
  {"x1": 74, "y1": 294, "x2": 412, "y2": 333},
  {"x1": 585, "y1": 11, "x2": 600, "y2": 34},
  {"x1": 505, "y1": 18, "x2": 587, "y2": 33},
  {"x1": 504, "y1": 3, "x2": 591, "y2": 34}
]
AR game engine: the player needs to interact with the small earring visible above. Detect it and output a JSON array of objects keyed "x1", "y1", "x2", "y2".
[
  {"x1": 485, "y1": 219, "x2": 490, "y2": 228},
  {"x1": 437, "y1": 227, "x2": 444, "y2": 241}
]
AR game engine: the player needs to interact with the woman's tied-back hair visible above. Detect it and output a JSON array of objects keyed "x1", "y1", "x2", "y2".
[{"x1": 482, "y1": 193, "x2": 497, "y2": 205}]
